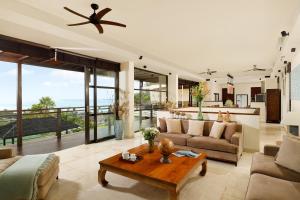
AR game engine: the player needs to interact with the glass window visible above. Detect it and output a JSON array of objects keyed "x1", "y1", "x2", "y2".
[
  {"x1": 134, "y1": 80, "x2": 140, "y2": 90},
  {"x1": 96, "y1": 69, "x2": 115, "y2": 87},
  {"x1": 134, "y1": 68, "x2": 168, "y2": 131},
  {"x1": 97, "y1": 88, "x2": 115, "y2": 114},
  {"x1": 0, "y1": 61, "x2": 17, "y2": 147}
]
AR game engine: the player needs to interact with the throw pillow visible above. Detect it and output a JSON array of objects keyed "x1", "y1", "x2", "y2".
[
  {"x1": 224, "y1": 122, "x2": 237, "y2": 142},
  {"x1": 159, "y1": 118, "x2": 167, "y2": 132},
  {"x1": 275, "y1": 135, "x2": 300, "y2": 173},
  {"x1": 209, "y1": 121, "x2": 226, "y2": 139},
  {"x1": 166, "y1": 119, "x2": 182, "y2": 134},
  {"x1": 187, "y1": 120, "x2": 205, "y2": 136}
]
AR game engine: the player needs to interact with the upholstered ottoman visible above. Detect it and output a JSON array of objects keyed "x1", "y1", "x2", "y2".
[
  {"x1": 37, "y1": 155, "x2": 60, "y2": 199},
  {"x1": 0, "y1": 148, "x2": 59, "y2": 200}
]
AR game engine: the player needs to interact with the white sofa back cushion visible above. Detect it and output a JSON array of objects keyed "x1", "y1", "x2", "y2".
[
  {"x1": 209, "y1": 121, "x2": 225, "y2": 139},
  {"x1": 166, "y1": 119, "x2": 182, "y2": 133},
  {"x1": 187, "y1": 120, "x2": 204, "y2": 136},
  {"x1": 275, "y1": 135, "x2": 300, "y2": 173}
]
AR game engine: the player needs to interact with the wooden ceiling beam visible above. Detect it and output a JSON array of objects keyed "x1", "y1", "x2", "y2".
[{"x1": 18, "y1": 55, "x2": 30, "y2": 62}]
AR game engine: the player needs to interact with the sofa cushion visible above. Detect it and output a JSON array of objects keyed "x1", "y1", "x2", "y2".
[
  {"x1": 181, "y1": 120, "x2": 189, "y2": 134},
  {"x1": 187, "y1": 136, "x2": 238, "y2": 154},
  {"x1": 209, "y1": 121, "x2": 225, "y2": 139},
  {"x1": 245, "y1": 173, "x2": 300, "y2": 200},
  {"x1": 155, "y1": 132, "x2": 192, "y2": 146},
  {"x1": 275, "y1": 135, "x2": 300, "y2": 173},
  {"x1": 159, "y1": 118, "x2": 167, "y2": 132},
  {"x1": 187, "y1": 120, "x2": 204, "y2": 136},
  {"x1": 251, "y1": 152, "x2": 300, "y2": 182},
  {"x1": 0, "y1": 156, "x2": 21, "y2": 173},
  {"x1": 224, "y1": 122, "x2": 236, "y2": 142},
  {"x1": 166, "y1": 119, "x2": 182, "y2": 133}
]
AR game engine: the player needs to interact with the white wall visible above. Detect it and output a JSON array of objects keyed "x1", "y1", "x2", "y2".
[
  {"x1": 291, "y1": 51, "x2": 300, "y2": 112},
  {"x1": 265, "y1": 78, "x2": 278, "y2": 90},
  {"x1": 205, "y1": 81, "x2": 222, "y2": 101}
]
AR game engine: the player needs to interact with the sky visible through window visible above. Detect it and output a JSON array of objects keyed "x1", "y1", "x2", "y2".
[{"x1": 0, "y1": 61, "x2": 115, "y2": 110}]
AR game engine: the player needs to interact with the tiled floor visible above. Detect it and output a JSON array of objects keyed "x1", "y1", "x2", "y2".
[{"x1": 46, "y1": 123, "x2": 284, "y2": 200}]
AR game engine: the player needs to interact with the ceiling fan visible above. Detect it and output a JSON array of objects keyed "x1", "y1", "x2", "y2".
[
  {"x1": 199, "y1": 69, "x2": 217, "y2": 75},
  {"x1": 64, "y1": 3, "x2": 126, "y2": 34},
  {"x1": 244, "y1": 65, "x2": 267, "y2": 72}
]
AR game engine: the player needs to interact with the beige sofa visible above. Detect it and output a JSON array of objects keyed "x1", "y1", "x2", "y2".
[
  {"x1": 245, "y1": 145, "x2": 300, "y2": 200},
  {"x1": 0, "y1": 147, "x2": 59, "y2": 199},
  {"x1": 155, "y1": 119, "x2": 243, "y2": 165}
]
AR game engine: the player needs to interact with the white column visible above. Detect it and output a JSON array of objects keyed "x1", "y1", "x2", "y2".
[
  {"x1": 120, "y1": 61, "x2": 135, "y2": 138},
  {"x1": 168, "y1": 73, "x2": 178, "y2": 107}
]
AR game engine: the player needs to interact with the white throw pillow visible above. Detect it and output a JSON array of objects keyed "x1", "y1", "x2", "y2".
[
  {"x1": 275, "y1": 135, "x2": 300, "y2": 173},
  {"x1": 187, "y1": 120, "x2": 204, "y2": 136},
  {"x1": 166, "y1": 119, "x2": 182, "y2": 133},
  {"x1": 209, "y1": 121, "x2": 225, "y2": 139}
]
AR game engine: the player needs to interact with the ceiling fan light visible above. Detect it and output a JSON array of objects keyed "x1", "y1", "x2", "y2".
[{"x1": 281, "y1": 31, "x2": 289, "y2": 37}]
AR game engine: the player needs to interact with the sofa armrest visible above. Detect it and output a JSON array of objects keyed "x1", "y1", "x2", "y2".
[
  {"x1": 264, "y1": 145, "x2": 280, "y2": 157},
  {"x1": 231, "y1": 132, "x2": 242, "y2": 146},
  {"x1": 0, "y1": 148, "x2": 14, "y2": 159}
]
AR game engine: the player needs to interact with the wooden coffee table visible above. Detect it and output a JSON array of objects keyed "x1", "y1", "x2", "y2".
[{"x1": 98, "y1": 144, "x2": 207, "y2": 200}]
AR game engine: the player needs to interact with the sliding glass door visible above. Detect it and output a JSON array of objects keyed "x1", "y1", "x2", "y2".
[{"x1": 87, "y1": 68, "x2": 118, "y2": 142}]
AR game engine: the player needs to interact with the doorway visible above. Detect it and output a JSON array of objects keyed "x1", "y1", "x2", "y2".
[
  {"x1": 86, "y1": 68, "x2": 118, "y2": 143},
  {"x1": 236, "y1": 94, "x2": 248, "y2": 108},
  {"x1": 222, "y1": 88, "x2": 235, "y2": 105}
]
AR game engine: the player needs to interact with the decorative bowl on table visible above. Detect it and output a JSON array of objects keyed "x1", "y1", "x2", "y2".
[{"x1": 158, "y1": 138, "x2": 174, "y2": 163}]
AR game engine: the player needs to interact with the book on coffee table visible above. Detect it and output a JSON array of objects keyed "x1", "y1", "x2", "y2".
[{"x1": 172, "y1": 150, "x2": 201, "y2": 158}]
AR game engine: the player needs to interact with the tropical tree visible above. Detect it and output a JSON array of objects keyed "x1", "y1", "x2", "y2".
[
  {"x1": 26, "y1": 97, "x2": 56, "y2": 118},
  {"x1": 31, "y1": 97, "x2": 56, "y2": 110}
]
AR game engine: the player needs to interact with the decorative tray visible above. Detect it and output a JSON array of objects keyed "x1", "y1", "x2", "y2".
[{"x1": 119, "y1": 155, "x2": 143, "y2": 164}]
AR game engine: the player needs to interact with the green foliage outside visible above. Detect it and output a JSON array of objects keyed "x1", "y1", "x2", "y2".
[
  {"x1": 134, "y1": 92, "x2": 151, "y2": 105},
  {"x1": 31, "y1": 96, "x2": 56, "y2": 110}
]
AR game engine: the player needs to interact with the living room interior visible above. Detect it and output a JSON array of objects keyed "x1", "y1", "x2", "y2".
[{"x1": 0, "y1": 1, "x2": 300, "y2": 200}]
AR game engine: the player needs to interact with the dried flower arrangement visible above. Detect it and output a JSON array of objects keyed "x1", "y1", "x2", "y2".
[{"x1": 110, "y1": 89, "x2": 129, "y2": 120}]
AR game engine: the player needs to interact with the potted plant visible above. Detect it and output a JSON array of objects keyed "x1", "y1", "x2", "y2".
[
  {"x1": 110, "y1": 90, "x2": 129, "y2": 140},
  {"x1": 192, "y1": 81, "x2": 209, "y2": 120},
  {"x1": 141, "y1": 127, "x2": 160, "y2": 153}
]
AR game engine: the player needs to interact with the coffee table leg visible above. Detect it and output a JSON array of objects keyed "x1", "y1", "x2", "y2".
[
  {"x1": 98, "y1": 167, "x2": 108, "y2": 186},
  {"x1": 199, "y1": 160, "x2": 207, "y2": 176},
  {"x1": 169, "y1": 190, "x2": 178, "y2": 200}
]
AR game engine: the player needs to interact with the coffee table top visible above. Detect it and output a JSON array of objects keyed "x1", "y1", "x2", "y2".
[{"x1": 99, "y1": 144, "x2": 207, "y2": 186}]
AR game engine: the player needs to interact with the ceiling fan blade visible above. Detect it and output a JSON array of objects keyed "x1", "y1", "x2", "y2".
[
  {"x1": 64, "y1": 7, "x2": 89, "y2": 20},
  {"x1": 100, "y1": 20, "x2": 126, "y2": 27},
  {"x1": 96, "y1": 8, "x2": 112, "y2": 19},
  {"x1": 95, "y1": 24, "x2": 104, "y2": 34},
  {"x1": 198, "y1": 72, "x2": 207, "y2": 75},
  {"x1": 211, "y1": 71, "x2": 217, "y2": 73},
  {"x1": 67, "y1": 21, "x2": 90, "y2": 26},
  {"x1": 255, "y1": 68, "x2": 266, "y2": 71}
]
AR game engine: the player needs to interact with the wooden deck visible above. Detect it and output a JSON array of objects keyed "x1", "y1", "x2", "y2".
[
  {"x1": 18, "y1": 132, "x2": 86, "y2": 155},
  {"x1": 3, "y1": 130, "x2": 115, "y2": 155}
]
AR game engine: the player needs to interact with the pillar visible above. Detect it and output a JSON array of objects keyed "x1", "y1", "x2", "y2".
[
  {"x1": 168, "y1": 73, "x2": 179, "y2": 107},
  {"x1": 120, "y1": 62, "x2": 134, "y2": 138}
]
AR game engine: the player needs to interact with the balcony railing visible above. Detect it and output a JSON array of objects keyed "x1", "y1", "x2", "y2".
[{"x1": 0, "y1": 106, "x2": 111, "y2": 146}]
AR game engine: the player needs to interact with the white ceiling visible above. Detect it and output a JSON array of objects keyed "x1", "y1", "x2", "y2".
[{"x1": 1, "y1": 0, "x2": 300, "y2": 82}]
